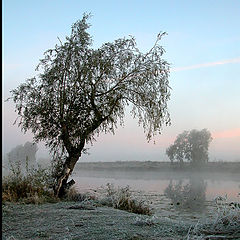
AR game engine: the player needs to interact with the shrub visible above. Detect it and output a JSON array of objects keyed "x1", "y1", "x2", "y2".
[
  {"x1": 100, "y1": 183, "x2": 153, "y2": 215},
  {"x1": 2, "y1": 163, "x2": 57, "y2": 204}
]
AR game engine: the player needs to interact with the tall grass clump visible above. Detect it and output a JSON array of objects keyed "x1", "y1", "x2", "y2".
[
  {"x1": 2, "y1": 160, "x2": 57, "y2": 204},
  {"x1": 186, "y1": 195, "x2": 240, "y2": 239},
  {"x1": 100, "y1": 183, "x2": 153, "y2": 215}
]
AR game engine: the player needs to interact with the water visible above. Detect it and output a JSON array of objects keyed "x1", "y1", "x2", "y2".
[{"x1": 72, "y1": 169, "x2": 240, "y2": 220}]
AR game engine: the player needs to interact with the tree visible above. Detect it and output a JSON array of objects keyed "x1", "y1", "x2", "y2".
[
  {"x1": 10, "y1": 14, "x2": 171, "y2": 197},
  {"x1": 166, "y1": 129, "x2": 212, "y2": 166},
  {"x1": 4, "y1": 142, "x2": 38, "y2": 175}
]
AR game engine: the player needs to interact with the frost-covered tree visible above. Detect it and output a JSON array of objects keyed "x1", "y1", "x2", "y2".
[
  {"x1": 166, "y1": 131, "x2": 189, "y2": 166},
  {"x1": 166, "y1": 129, "x2": 212, "y2": 166},
  {"x1": 4, "y1": 142, "x2": 38, "y2": 175},
  {"x1": 9, "y1": 14, "x2": 171, "y2": 197}
]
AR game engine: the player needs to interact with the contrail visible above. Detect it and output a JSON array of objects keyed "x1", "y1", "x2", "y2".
[{"x1": 171, "y1": 57, "x2": 240, "y2": 72}]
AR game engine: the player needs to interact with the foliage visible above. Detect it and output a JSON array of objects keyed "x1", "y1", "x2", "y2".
[
  {"x1": 9, "y1": 13, "x2": 171, "y2": 196},
  {"x1": 100, "y1": 183, "x2": 153, "y2": 215},
  {"x1": 166, "y1": 129, "x2": 212, "y2": 166},
  {"x1": 2, "y1": 162, "x2": 56, "y2": 204}
]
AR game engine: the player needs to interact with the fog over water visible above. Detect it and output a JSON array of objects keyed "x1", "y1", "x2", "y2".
[
  {"x1": 70, "y1": 166, "x2": 240, "y2": 221},
  {"x1": 73, "y1": 170, "x2": 240, "y2": 201}
]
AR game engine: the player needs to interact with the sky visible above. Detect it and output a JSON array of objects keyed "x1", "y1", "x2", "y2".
[{"x1": 2, "y1": 0, "x2": 240, "y2": 162}]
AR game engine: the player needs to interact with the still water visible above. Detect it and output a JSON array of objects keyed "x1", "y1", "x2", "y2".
[{"x1": 72, "y1": 170, "x2": 240, "y2": 220}]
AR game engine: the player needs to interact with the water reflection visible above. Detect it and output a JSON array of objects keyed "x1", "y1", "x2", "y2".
[{"x1": 164, "y1": 177, "x2": 207, "y2": 212}]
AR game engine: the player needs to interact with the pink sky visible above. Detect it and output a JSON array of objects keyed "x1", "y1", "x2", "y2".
[{"x1": 212, "y1": 128, "x2": 240, "y2": 139}]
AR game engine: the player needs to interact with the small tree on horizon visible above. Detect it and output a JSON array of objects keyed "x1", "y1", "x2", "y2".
[
  {"x1": 166, "y1": 129, "x2": 212, "y2": 167},
  {"x1": 9, "y1": 14, "x2": 171, "y2": 197}
]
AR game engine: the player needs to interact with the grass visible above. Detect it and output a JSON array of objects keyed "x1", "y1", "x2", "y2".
[
  {"x1": 62, "y1": 183, "x2": 153, "y2": 215},
  {"x1": 2, "y1": 201, "x2": 190, "y2": 240},
  {"x1": 2, "y1": 162, "x2": 57, "y2": 204},
  {"x1": 64, "y1": 186, "x2": 97, "y2": 202},
  {"x1": 2, "y1": 161, "x2": 153, "y2": 217},
  {"x1": 2, "y1": 158, "x2": 153, "y2": 219},
  {"x1": 185, "y1": 195, "x2": 240, "y2": 239},
  {"x1": 99, "y1": 183, "x2": 153, "y2": 215},
  {"x1": 4, "y1": 167, "x2": 239, "y2": 239}
]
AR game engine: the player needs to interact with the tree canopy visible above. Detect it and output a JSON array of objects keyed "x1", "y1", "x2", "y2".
[
  {"x1": 166, "y1": 129, "x2": 212, "y2": 166},
  {"x1": 10, "y1": 14, "x2": 171, "y2": 196}
]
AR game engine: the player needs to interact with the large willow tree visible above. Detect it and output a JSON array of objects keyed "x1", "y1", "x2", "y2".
[{"x1": 10, "y1": 14, "x2": 171, "y2": 197}]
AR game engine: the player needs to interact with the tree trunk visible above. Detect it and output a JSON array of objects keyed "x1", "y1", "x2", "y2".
[
  {"x1": 54, "y1": 154, "x2": 80, "y2": 198},
  {"x1": 179, "y1": 158, "x2": 183, "y2": 168}
]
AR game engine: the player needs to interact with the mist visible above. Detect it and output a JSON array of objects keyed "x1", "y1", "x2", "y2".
[{"x1": 3, "y1": 141, "x2": 38, "y2": 176}]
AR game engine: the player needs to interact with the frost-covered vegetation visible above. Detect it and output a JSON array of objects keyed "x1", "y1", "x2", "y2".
[
  {"x1": 66, "y1": 183, "x2": 153, "y2": 215},
  {"x1": 2, "y1": 175, "x2": 240, "y2": 239},
  {"x1": 97, "y1": 183, "x2": 153, "y2": 215},
  {"x1": 2, "y1": 160, "x2": 56, "y2": 204},
  {"x1": 186, "y1": 195, "x2": 240, "y2": 239},
  {"x1": 2, "y1": 201, "x2": 191, "y2": 240}
]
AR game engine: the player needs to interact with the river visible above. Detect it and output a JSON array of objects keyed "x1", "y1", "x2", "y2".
[{"x1": 72, "y1": 169, "x2": 240, "y2": 221}]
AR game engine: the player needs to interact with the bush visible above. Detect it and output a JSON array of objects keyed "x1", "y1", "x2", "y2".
[
  {"x1": 100, "y1": 183, "x2": 153, "y2": 215},
  {"x1": 2, "y1": 163, "x2": 57, "y2": 204}
]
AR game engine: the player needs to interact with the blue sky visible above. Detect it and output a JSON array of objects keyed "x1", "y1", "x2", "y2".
[{"x1": 2, "y1": 0, "x2": 240, "y2": 162}]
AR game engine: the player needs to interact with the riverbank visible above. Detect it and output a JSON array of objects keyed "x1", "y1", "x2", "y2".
[
  {"x1": 75, "y1": 161, "x2": 240, "y2": 173},
  {"x1": 2, "y1": 201, "x2": 191, "y2": 240},
  {"x1": 3, "y1": 194, "x2": 240, "y2": 240}
]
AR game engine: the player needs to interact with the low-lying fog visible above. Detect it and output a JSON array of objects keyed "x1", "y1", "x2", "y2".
[
  {"x1": 3, "y1": 142, "x2": 239, "y2": 219},
  {"x1": 73, "y1": 168, "x2": 240, "y2": 201},
  {"x1": 71, "y1": 165, "x2": 240, "y2": 220}
]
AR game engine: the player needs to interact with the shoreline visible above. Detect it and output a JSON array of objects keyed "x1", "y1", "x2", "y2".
[{"x1": 75, "y1": 161, "x2": 240, "y2": 174}]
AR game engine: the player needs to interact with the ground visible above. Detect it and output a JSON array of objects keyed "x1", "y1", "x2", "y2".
[{"x1": 2, "y1": 201, "x2": 191, "y2": 240}]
